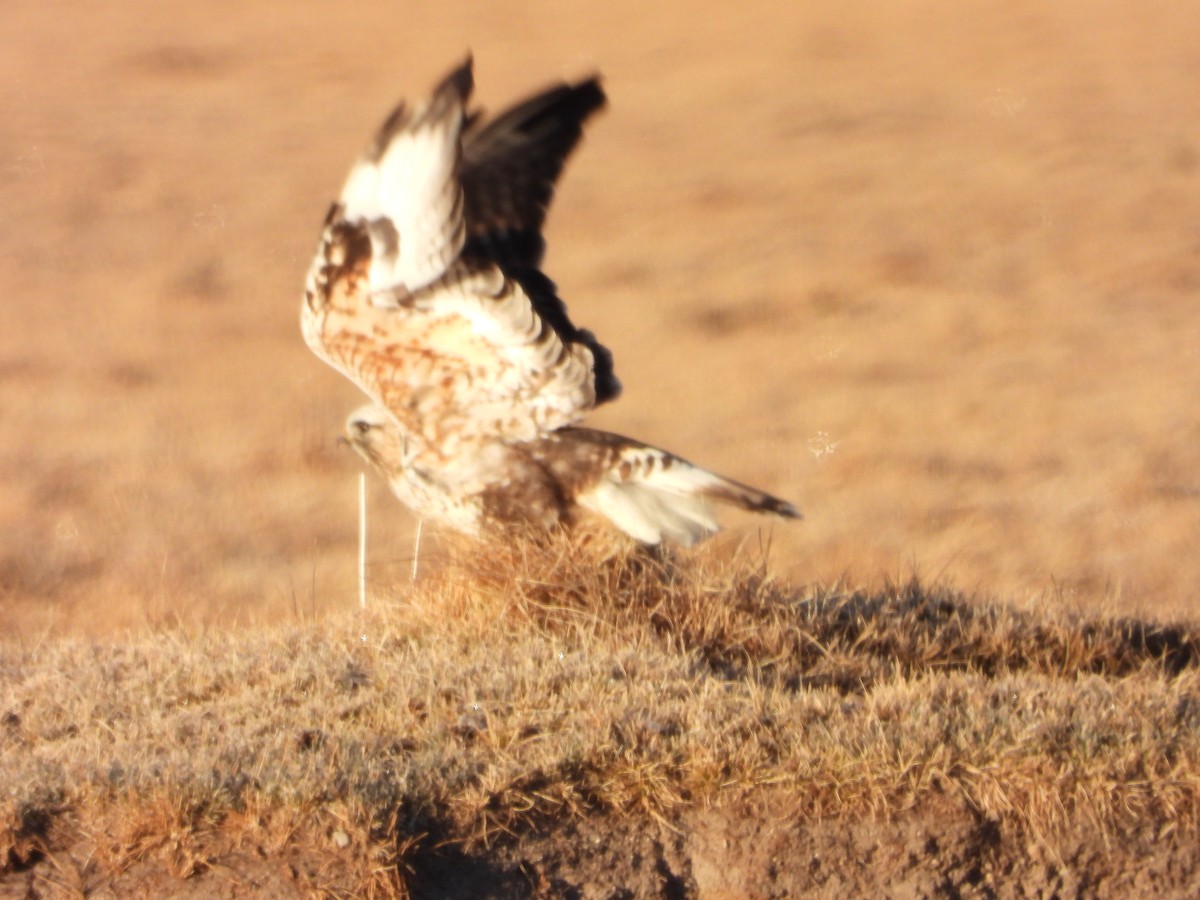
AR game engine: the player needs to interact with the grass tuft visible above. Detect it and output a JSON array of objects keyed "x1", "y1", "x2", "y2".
[{"x1": 4, "y1": 532, "x2": 1200, "y2": 894}]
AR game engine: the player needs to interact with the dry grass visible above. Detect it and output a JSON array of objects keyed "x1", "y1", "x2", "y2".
[
  {"x1": 5, "y1": 0, "x2": 1200, "y2": 640},
  {"x1": 4, "y1": 537, "x2": 1200, "y2": 895}
]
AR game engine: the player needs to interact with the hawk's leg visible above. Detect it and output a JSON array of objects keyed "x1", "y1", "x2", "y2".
[{"x1": 411, "y1": 518, "x2": 424, "y2": 583}]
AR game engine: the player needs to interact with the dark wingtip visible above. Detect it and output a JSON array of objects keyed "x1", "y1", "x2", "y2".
[
  {"x1": 714, "y1": 482, "x2": 802, "y2": 520},
  {"x1": 734, "y1": 494, "x2": 801, "y2": 520},
  {"x1": 768, "y1": 498, "x2": 803, "y2": 520},
  {"x1": 370, "y1": 56, "x2": 475, "y2": 159},
  {"x1": 567, "y1": 75, "x2": 607, "y2": 118},
  {"x1": 438, "y1": 54, "x2": 475, "y2": 103}
]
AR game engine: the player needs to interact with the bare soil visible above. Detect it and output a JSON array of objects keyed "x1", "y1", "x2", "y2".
[
  {"x1": 3, "y1": 0, "x2": 1200, "y2": 633},
  {"x1": 4, "y1": 546, "x2": 1200, "y2": 897},
  {"x1": 5, "y1": 796, "x2": 1199, "y2": 898}
]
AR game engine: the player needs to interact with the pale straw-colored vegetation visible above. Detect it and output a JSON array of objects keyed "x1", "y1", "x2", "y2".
[{"x1": 5, "y1": 531, "x2": 1199, "y2": 895}]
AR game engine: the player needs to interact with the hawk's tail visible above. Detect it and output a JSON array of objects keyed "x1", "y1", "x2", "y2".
[{"x1": 554, "y1": 429, "x2": 800, "y2": 547}]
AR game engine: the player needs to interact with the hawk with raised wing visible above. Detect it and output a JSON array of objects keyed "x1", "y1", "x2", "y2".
[{"x1": 303, "y1": 58, "x2": 799, "y2": 546}]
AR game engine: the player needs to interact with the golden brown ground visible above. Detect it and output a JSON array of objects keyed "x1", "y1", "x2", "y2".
[
  {"x1": 1, "y1": 0, "x2": 1198, "y2": 632},
  {"x1": 5, "y1": 540, "x2": 1200, "y2": 896}
]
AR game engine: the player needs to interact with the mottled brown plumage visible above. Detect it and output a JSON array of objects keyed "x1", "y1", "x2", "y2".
[
  {"x1": 343, "y1": 405, "x2": 799, "y2": 546},
  {"x1": 302, "y1": 58, "x2": 617, "y2": 458},
  {"x1": 305, "y1": 59, "x2": 799, "y2": 546}
]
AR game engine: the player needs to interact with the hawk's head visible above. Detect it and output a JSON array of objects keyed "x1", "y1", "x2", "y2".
[{"x1": 342, "y1": 404, "x2": 409, "y2": 470}]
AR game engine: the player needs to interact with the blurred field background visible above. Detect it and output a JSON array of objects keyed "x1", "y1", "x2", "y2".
[{"x1": 1, "y1": 0, "x2": 1198, "y2": 634}]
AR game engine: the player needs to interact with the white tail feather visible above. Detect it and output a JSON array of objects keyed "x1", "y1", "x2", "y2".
[
  {"x1": 577, "y1": 480, "x2": 720, "y2": 547},
  {"x1": 575, "y1": 445, "x2": 798, "y2": 546}
]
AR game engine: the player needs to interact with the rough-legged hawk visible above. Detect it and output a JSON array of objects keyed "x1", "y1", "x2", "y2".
[{"x1": 302, "y1": 58, "x2": 798, "y2": 545}]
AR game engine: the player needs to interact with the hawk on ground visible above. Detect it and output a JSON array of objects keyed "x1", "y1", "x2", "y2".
[{"x1": 302, "y1": 58, "x2": 799, "y2": 546}]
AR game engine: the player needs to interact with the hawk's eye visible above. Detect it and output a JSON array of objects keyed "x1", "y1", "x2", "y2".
[{"x1": 354, "y1": 420, "x2": 371, "y2": 435}]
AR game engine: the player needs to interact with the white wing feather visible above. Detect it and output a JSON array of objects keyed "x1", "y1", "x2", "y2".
[
  {"x1": 339, "y1": 70, "x2": 469, "y2": 298},
  {"x1": 302, "y1": 60, "x2": 616, "y2": 463}
]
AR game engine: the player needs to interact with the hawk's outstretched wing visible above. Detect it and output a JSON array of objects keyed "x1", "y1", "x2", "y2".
[
  {"x1": 339, "y1": 62, "x2": 472, "y2": 298},
  {"x1": 459, "y1": 75, "x2": 619, "y2": 406},
  {"x1": 461, "y1": 76, "x2": 606, "y2": 270},
  {"x1": 344, "y1": 404, "x2": 801, "y2": 546},
  {"x1": 302, "y1": 58, "x2": 617, "y2": 458}
]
